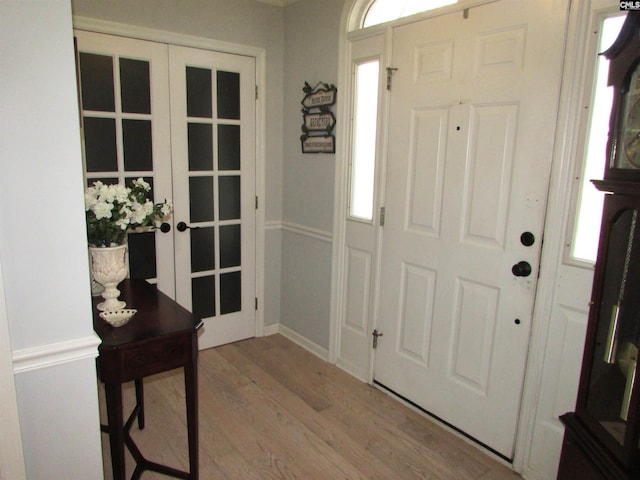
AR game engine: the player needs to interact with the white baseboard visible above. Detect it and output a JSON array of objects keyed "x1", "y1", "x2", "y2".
[
  {"x1": 266, "y1": 323, "x2": 329, "y2": 362},
  {"x1": 13, "y1": 334, "x2": 101, "y2": 374}
]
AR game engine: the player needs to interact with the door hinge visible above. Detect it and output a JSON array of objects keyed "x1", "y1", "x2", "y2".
[
  {"x1": 255, "y1": 85, "x2": 259, "y2": 100},
  {"x1": 379, "y1": 206, "x2": 386, "y2": 226},
  {"x1": 372, "y1": 329, "x2": 384, "y2": 349},
  {"x1": 255, "y1": 297, "x2": 258, "y2": 310},
  {"x1": 255, "y1": 195, "x2": 259, "y2": 209},
  {"x1": 386, "y1": 67, "x2": 398, "y2": 90}
]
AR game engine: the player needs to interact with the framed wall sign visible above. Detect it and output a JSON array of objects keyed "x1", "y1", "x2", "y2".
[{"x1": 300, "y1": 81, "x2": 336, "y2": 154}]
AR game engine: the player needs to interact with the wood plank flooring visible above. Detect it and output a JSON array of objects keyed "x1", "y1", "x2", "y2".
[{"x1": 99, "y1": 334, "x2": 523, "y2": 479}]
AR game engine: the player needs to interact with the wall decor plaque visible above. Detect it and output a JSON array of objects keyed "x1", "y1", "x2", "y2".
[{"x1": 301, "y1": 81, "x2": 337, "y2": 154}]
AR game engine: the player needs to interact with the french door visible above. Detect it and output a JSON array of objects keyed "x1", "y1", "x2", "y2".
[
  {"x1": 76, "y1": 31, "x2": 256, "y2": 348},
  {"x1": 373, "y1": 0, "x2": 568, "y2": 459}
]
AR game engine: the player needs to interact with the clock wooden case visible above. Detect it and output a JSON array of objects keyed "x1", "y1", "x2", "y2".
[{"x1": 557, "y1": 11, "x2": 640, "y2": 480}]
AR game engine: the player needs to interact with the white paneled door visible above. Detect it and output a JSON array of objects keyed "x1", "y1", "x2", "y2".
[
  {"x1": 374, "y1": 1, "x2": 568, "y2": 459},
  {"x1": 76, "y1": 31, "x2": 256, "y2": 349}
]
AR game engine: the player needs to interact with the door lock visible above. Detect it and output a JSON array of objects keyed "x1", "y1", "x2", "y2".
[{"x1": 512, "y1": 261, "x2": 532, "y2": 277}]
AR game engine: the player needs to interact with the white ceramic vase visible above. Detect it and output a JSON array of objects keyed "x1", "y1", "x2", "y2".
[{"x1": 89, "y1": 244, "x2": 128, "y2": 311}]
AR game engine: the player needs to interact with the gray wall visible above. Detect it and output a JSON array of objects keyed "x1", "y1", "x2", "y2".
[{"x1": 280, "y1": 0, "x2": 345, "y2": 348}]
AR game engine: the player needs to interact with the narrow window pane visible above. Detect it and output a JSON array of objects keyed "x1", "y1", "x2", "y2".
[
  {"x1": 79, "y1": 53, "x2": 115, "y2": 112},
  {"x1": 189, "y1": 176, "x2": 215, "y2": 223},
  {"x1": 220, "y1": 271, "x2": 241, "y2": 314},
  {"x1": 571, "y1": 14, "x2": 626, "y2": 263},
  {"x1": 349, "y1": 60, "x2": 379, "y2": 220},
  {"x1": 191, "y1": 227, "x2": 215, "y2": 273},
  {"x1": 218, "y1": 124, "x2": 241, "y2": 170},
  {"x1": 188, "y1": 123, "x2": 214, "y2": 171},
  {"x1": 192, "y1": 275, "x2": 215, "y2": 318},
  {"x1": 123, "y1": 119, "x2": 153, "y2": 171},
  {"x1": 84, "y1": 117, "x2": 117, "y2": 172},
  {"x1": 220, "y1": 224, "x2": 241, "y2": 268},
  {"x1": 120, "y1": 58, "x2": 151, "y2": 114},
  {"x1": 127, "y1": 231, "x2": 156, "y2": 279},
  {"x1": 219, "y1": 175, "x2": 241, "y2": 220},
  {"x1": 217, "y1": 71, "x2": 240, "y2": 120},
  {"x1": 186, "y1": 67, "x2": 212, "y2": 118}
]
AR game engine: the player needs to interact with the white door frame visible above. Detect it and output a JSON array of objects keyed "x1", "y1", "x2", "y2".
[
  {"x1": 72, "y1": 16, "x2": 266, "y2": 339},
  {"x1": 330, "y1": 0, "x2": 599, "y2": 474}
]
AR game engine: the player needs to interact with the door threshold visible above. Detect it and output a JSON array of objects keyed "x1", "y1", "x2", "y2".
[{"x1": 372, "y1": 380, "x2": 513, "y2": 465}]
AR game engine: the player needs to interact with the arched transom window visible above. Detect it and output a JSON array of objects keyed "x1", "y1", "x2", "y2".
[{"x1": 363, "y1": 0, "x2": 458, "y2": 28}]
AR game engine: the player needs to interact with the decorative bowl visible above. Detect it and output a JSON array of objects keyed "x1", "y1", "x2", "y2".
[{"x1": 99, "y1": 309, "x2": 137, "y2": 327}]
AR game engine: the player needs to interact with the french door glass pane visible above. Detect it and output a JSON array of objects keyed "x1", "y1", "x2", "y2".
[
  {"x1": 220, "y1": 271, "x2": 241, "y2": 314},
  {"x1": 119, "y1": 58, "x2": 151, "y2": 114},
  {"x1": 219, "y1": 175, "x2": 241, "y2": 220},
  {"x1": 218, "y1": 124, "x2": 241, "y2": 170},
  {"x1": 84, "y1": 117, "x2": 118, "y2": 172},
  {"x1": 79, "y1": 52, "x2": 115, "y2": 112},
  {"x1": 128, "y1": 231, "x2": 157, "y2": 279},
  {"x1": 217, "y1": 71, "x2": 240, "y2": 119},
  {"x1": 123, "y1": 119, "x2": 153, "y2": 171},
  {"x1": 186, "y1": 67, "x2": 212, "y2": 118},
  {"x1": 191, "y1": 227, "x2": 215, "y2": 273},
  {"x1": 189, "y1": 176, "x2": 215, "y2": 223},
  {"x1": 220, "y1": 224, "x2": 241, "y2": 268},
  {"x1": 188, "y1": 123, "x2": 214, "y2": 171},
  {"x1": 192, "y1": 276, "x2": 215, "y2": 319}
]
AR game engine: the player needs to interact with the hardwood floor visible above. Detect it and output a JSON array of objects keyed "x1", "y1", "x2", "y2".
[{"x1": 99, "y1": 334, "x2": 523, "y2": 479}]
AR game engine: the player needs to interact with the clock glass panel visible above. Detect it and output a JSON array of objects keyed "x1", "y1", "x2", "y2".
[{"x1": 617, "y1": 63, "x2": 640, "y2": 169}]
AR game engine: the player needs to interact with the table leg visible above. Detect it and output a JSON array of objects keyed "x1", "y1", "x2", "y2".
[
  {"x1": 134, "y1": 379, "x2": 145, "y2": 429},
  {"x1": 184, "y1": 358, "x2": 199, "y2": 479},
  {"x1": 104, "y1": 381, "x2": 126, "y2": 480}
]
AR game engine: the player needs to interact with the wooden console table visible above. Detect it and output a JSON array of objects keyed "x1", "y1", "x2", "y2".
[{"x1": 93, "y1": 279, "x2": 203, "y2": 480}]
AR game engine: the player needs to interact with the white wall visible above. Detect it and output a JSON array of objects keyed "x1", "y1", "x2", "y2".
[
  {"x1": 71, "y1": 0, "x2": 286, "y2": 328},
  {"x1": 0, "y1": 1, "x2": 103, "y2": 478}
]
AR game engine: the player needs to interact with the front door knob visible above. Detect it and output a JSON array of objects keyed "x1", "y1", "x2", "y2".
[{"x1": 512, "y1": 261, "x2": 532, "y2": 277}]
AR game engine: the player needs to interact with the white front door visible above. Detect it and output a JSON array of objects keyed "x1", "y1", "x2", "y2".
[
  {"x1": 374, "y1": 0, "x2": 568, "y2": 458},
  {"x1": 75, "y1": 32, "x2": 257, "y2": 349}
]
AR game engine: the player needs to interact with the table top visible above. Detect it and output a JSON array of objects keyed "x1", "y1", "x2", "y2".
[{"x1": 93, "y1": 279, "x2": 203, "y2": 350}]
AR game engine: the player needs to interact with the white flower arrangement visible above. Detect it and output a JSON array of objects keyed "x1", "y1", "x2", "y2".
[{"x1": 85, "y1": 178, "x2": 172, "y2": 247}]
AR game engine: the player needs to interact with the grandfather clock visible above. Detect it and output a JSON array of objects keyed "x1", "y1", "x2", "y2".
[{"x1": 557, "y1": 11, "x2": 640, "y2": 480}]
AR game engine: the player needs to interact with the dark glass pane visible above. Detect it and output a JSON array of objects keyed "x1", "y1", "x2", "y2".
[
  {"x1": 186, "y1": 67, "x2": 212, "y2": 118},
  {"x1": 192, "y1": 275, "x2": 215, "y2": 319},
  {"x1": 218, "y1": 124, "x2": 241, "y2": 170},
  {"x1": 188, "y1": 123, "x2": 213, "y2": 171},
  {"x1": 120, "y1": 58, "x2": 151, "y2": 114},
  {"x1": 84, "y1": 117, "x2": 117, "y2": 172},
  {"x1": 219, "y1": 175, "x2": 241, "y2": 220},
  {"x1": 123, "y1": 119, "x2": 153, "y2": 171},
  {"x1": 220, "y1": 224, "x2": 241, "y2": 268},
  {"x1": 79, "y1": 52, "x2": 115, "y2": 112},
  {"x1": 220, "y1": 271, "x2": 241, "y2": 314},
  {"x1": 191, "y1": 227, "x2": 215, "y2": 273},
  {"x1": 217, "y1": 71, "x2": 240, "y2": 120},
  {"x1": 189, "y1": 176, "x2": 214, "y2": 223},
  {"x1": 127, "y1": 231, "x2": 157, "y2": 279}
]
